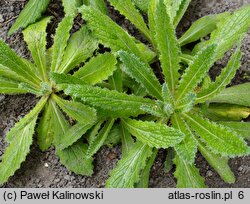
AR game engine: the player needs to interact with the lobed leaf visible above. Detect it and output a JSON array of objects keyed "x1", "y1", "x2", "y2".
[
  {"x1": 106, "y1": 142, "x2": 152, "y2": 188},
  {"x1": 183, "y1": 113, "x2": 249, "y2": 157},
  {"x1": 74, "y1": 53, "x2": 117, "y2": 85},
  {"x1": 23, "y1": 17, "x2": 51, "y2": 81},
  {"x1": 8, "y1": 0, "x2": 50, "y2": 35},
  {"x1": 119, "y1": 50, "x2": 162, "y2": 100},
  {"x1": 122, "y1": 118, "x2": 185, "y2": 148}
]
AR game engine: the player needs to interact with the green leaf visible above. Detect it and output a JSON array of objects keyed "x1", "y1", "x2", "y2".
[
  {"x1": 108, "y1": 0, "x2": 151, "y2": 41},
  {"x1": 0, "y1": 77, "x2": 27, "y2": 94},
  {"x1": 176, "y1": 44, "x2": 217, "y2": 101},
  {"x1": 149, "y1": 0, "x2": 181, "y2": 92},
  {"x1": 23, "y1": 17, "x2": 51, "y2": 81},
  {"x1": 122, "y1": 118, "x2": 185, "y2": 148},
  {"x1": 6, "y1": 96, "x2": 48, "y2": 143},
  {"x1": 52, "y1": 94, "x2": 97, "y2": 124},
  {"x1": 37, "y1": 100, "x2": 55, "y2": 151},
  {"x1": 62, "y1": 84, "x2": 156, "y2": 117},
  {"x1": 86, "y1": 119, "x2": 115, "y2": 158},
  {"x1": 57, "y1": 141, "x2": 94, "y2": 176},
  {"x1": 175, "y1": 92, "x2": 196, "y2": 113},
  {"x1": 0, "y1": 40, "x2": 40, "y2": 86},
  {"x1": 79, "y1": 6, "x2": 145, "y2": 61},
  {"x1": 174, "y1": 155, "x2": 206, "y2": 188},
  {"x1": 119, "y1": 50, "x2": 162, "y2": 100},
  {"x1": 197, "y1": 139, "x2": 235, "y2": 183},
  {"x1": 172, "y1": 114, "x2": 197, "y2": 164},
  {"x1": 58, "y1": 26, "x2": 98, "y2": 74},
  {"x1": 106, "y1": 142, "x2": 152, "y2": 188},
  {"x1": 183, "y1": 113, "x2": 249, "y2": 157},
  {"x1": 132, "y1": 0, "x2": 150, "y2": 12},
  {"x1": 0, "y1": 117, "x2": 37, "y2": 184},
  {"x1": 196, "y1": 47, "x2": 242, "y2": 103},
  {"x1": 62, "y1": 0, "x2": 82, "y2": 16},
  {"x1": 51, "y1": 73, "x2": 87, "y2": 86},
  {"x1": 209, "y1": 83, "x2": 250, "y2": 107},
  {"x1": 109, "y1": 66, "x2": 123, "y2": 92},
  {"x1": 120, "y1": 122, "x2": 134, "y2": 156},
  {"x1": 178, "y1": 12, "x2": 230, "y2": 46},
  {"x1": 8, "y1": 0, "x2": 50, "y2": 35},
  {"x1": 83, "y1": 0, "x2": 108, "y2": 14},
  {"x1": 104, "y1": 124, "x2": 122, "y2": 147},
  {"x1": 74, "y1": 53, "x2": 117, "y2": 85},
  {"x1": 50, "y1": 16, "x2": 74, "y2": 72},
  {"x1": 56, "y1": 122, "x2": 95, "y2": 150},
  {"x1": 218, "y1": 122, "x2": 250, "y2": 140}
]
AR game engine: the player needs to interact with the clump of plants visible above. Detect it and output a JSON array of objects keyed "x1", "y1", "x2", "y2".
[{"x1": 1, "y1": 0, "x2": 250, "y2": 188}]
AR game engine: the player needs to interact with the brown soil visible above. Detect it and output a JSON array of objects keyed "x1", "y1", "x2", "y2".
[{"x1": 0, "y1": 0, "x2": 250, "y2": 188}]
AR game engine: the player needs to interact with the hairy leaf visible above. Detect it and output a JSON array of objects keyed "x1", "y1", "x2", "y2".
[
  {"x1": 50, "y1": 16, "x2": 74, "y2": 72},
  {"x1": 109, "y1": 0, "x2": 151, "y2": 40},
  {"x1": 74, "y1": 53, "x2": 117, "y2": 85},
  {"x1": 104, "y1": 124, "x2": 122, "y2": 147},
  {"x1": 176, "y1": 44, "x2": 216, "y2": 101},
  {"x1": 149, "y1": 0, "x2": 180, "y2": 92},
  {"x1": 120, "y1": 122, "x2": 134, "y2": 156},
  {"x1": 174, "y1": 155, "x2": 206, "y2": 188},
  {"x1": 197, "y1": 47, "x2": 242, "y2": 103},
  {"x1": 172, "y1": 114, "x2": 197, "y2": 164},
  {"x1": 23, "y1": 17, "x2": 51, "y2": 81},
  {"x1": 57, "y1": 141, "x2": 94, "y2": 176},
  {"x1": 83, "y1": 0, "x2": 108, "y2": 14},
  {"x1": 197, "y1": 139, "x2": 235, "y2": 183},
  {"x1": 172, "y1": 0, "x2": 192, "y2": 27},
  {"x1": 132, "y1": 0, "x2": 150, "y2": 12},
  {"x1": 0, "y1": 118, "x2": 36, "y2": 185},
  {"x1": 219, "y1": 122, "x2": 250, "y2": 140},
  {"x1": 106, "y1": 142, "x2": 152, "y2": 188},
  {"x1": 8, "y1": 0, "x2": 50, "y2": 35},
  {"x1": 62, "y1": 84, "x2": 156, "y2": 117},
  {"x1": 62, "y1": 0, "x2": 82, "y2": 16},
  {"x1": 183, "y1": 113, "x2": 249, "y2": 157},
  {"x1": 0, "y1": 77, "x2": 27, "y2": 94},
  {"x1": 122, "y1": 118, "x2": 185, "y2": 148},
  {"x1": 209, "y1": 83, "x2": 250, "y2": 107},
  {"x1": 58, "y1": 26, "x2": 98, "y2": 74},
  {"x1": 119, "y1": 50, "x2": 162, "y2": 100}
]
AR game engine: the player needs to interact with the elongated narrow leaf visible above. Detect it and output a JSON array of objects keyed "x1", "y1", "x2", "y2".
[
  {"x1": 58, "y1": 26, "x2": 98, "y2": 73},
  {"x1": 119, "y1": 51, "x2": 162, "y2": 100},
  {"x1": 62, "y1": 84, "x2": 156, "y2": 117},
  {"x1": 176, "y1": 44, "x2": 216, "y2": 101},
  {"x1": 0, "y1": 77, "x2": 27, "y2": 94},
  {"x1": 37, "y1": 100, "x2": 55, "y2": 151},
  {"x1": 209, "y1": 83, "x2": 250, "y2": 107},
  {"x1": 83, "y1": 0, "x2": 108, "y2": 14},
  {"x1": 109, "y1": 67, "x2": 123, "y2": 92},
  {"x1": 197, "y1": 47, "x2": 242, "y2": 103},
  {"x1": 52, "y1": 94, "x2": 97, "y2": 124},
  {"x1": 51, "y1": 73, "x2": 87, "y2": 86},
  {"x1": 109, "y1": 0, "x2": 151, "y2": 41},
  {"x1": 120, "y1": 122, "x2": 135, "y2": 156},
  {"x1": 74, "y1": 53, "x2": 117, "y2": 85},
  {"x1": 0, "y1": 40, "x2": 40, "y2": 86},
  {"x1": 79, "y1": 6, "x2": 145, "y2": 61},
  {"x1": 122, "y1": 118, "x2": 185, "y2": 148},
  {"x1": 172, "y1": 114, "x2": 197, "y2": 164},
  {"x1": 173, "y1": 0, "x2": 192, "y2": 27},
  {"x1": 174, "y1": 155, "x2": 206, "y2": 188},
  {"x1": 106, "y1": 142, "x2": 152, "y2": 188},
  {"x1": 219, "y1": 122, "x2": 250, "y2": 140},
  {"x1": 57, "y1": 141, "x2": 94, "y2": 176},
  {"x1": 56, "y1": 122, "x2": 95, "y2": 150},
  {"x1": 8, "y1": 0, "x2": 50, "y2": 35},
  {"x1": 50, "y1": 16, "x2": 74, "y2": 72},
  {"x1": 23, "y1": 17, "x2": 51, "y2": 81},
  {"x1": 178, "y1": 12, "x2": 230, "y2": 46},
  {"x1": 183, "y1": 113, "x2": 249, "y2": 157},
  {"x1": 6, "y1": 96, "x2": 48, "y2": 142},
  {"x1": 104, "y1": 124, "x2": 122, "y2": 147},
  {"x1": 197, "y1": 139, "x2": 235, "y2": 183},
  {"x1": 149, "y1": 0, "x2": 181, "y2": 92},
  {"x1": 86, "y1": 119, "x2": 115, "y2": 158},
  {"x1": 132, "y1": 0, "x2": 150, "y2": 12},
  {"x1": 0, "y1": 118, "x2": 36, "y2": 184},
  {"x1": 62, "y1": 0, "x2": 82, "y2": 16}
]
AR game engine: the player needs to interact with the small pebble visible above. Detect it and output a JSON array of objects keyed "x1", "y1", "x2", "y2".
[{"x1": 44, "y1": 163, "x2": 49, "y2": 168}]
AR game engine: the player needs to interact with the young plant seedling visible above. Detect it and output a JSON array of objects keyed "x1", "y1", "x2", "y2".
[
  {"x1": 0, "y1": 8, "x2": 119, "y2": 184},
  {"x1": 56, "y1": 0, "x2": 250, "y2": 187}
]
